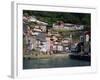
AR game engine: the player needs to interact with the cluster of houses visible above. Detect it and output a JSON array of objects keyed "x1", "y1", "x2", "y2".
[
  {"x1": 53, "y1": 21, "x2": 84, "y2": 30},
  {"x1": 23, "y1": 13, "x2": 90, "y2": 55}
]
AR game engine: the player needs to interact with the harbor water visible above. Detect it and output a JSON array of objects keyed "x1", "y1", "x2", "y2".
[{"x1": 23, "y1": 56, "x2": 90, "y2": 69}]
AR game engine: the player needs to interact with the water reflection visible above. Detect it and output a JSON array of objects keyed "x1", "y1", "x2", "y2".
[{"x1": 23, "y1": 57, "x2": 90, "y2": 69}]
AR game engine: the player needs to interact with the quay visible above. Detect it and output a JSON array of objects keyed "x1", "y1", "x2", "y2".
[
  {"x1": 23, "y1": 53, "x2": 70, "y2": 59},
  {"x1": 24, "y1": 53, "x2": 90, "y2": 62}
]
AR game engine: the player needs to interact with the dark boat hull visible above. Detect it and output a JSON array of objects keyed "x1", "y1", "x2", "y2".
[{"x1": 69, "y1": 54, "x2": 90, "y2": 61}]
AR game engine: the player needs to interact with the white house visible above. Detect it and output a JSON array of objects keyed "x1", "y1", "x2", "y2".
[
  {"x1": 28, "y1": 16, "x2": 48, "y2": 32},
  {"x1": 53, "y1": 22, "x2": 84, "y2": 30}
]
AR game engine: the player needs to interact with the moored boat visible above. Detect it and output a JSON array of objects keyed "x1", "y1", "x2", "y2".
[{"x1": 69, "y1": 54, "x2": 90, "y2": 61}]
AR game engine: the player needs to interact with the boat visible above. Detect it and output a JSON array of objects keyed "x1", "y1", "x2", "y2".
[{"x1": 69, "y1": 54, "x2": 90, "y2": 61}]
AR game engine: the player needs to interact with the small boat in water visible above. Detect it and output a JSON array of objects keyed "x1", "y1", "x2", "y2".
[{"x1": 69, "y1": 54, "x2": 90, "y2": 61}]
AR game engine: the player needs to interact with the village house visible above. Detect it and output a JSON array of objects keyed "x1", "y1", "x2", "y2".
[
  {"x1": 53, "y1": 21, "x2": 84, "y2": 30},
  {"x1": 28, "y1": 16, "x2": 48, "y2": 32}
]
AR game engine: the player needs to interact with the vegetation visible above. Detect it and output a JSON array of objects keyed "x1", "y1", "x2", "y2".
[{"x1": 23, "y1": 10, "x2": 91, "y2": 26}]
